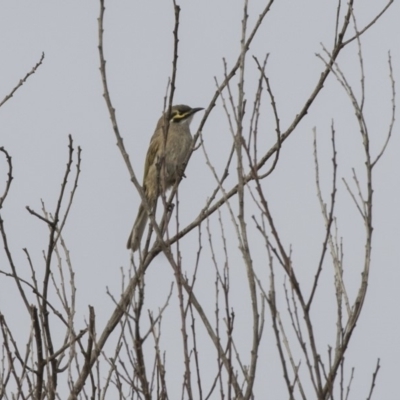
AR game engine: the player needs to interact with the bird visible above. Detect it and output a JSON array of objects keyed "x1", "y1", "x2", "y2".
[{"x1": 127, "y1": 104, "x2": 203, "y2": 251}]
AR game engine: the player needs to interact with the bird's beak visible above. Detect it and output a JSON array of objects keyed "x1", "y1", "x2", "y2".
[{"x1": 190, "y1": 107, "x2": 204, "y2": 115}]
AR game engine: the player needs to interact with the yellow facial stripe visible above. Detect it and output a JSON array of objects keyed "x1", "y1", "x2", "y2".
[{"x1": 172, "y1": 111, "x2": 190, "y2": 121}]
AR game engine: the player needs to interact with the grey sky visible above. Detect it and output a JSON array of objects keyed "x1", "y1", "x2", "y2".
[{"x1": 0, "y1": 1, "x2": 399, "y2": 398}]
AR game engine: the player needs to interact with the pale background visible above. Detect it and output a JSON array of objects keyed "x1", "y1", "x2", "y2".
[{"x1": 0, "y1": 1, "x2": 399, "y2": 398}]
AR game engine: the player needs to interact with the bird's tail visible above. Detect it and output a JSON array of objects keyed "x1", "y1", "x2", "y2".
[{"x1": 127, "y1": 203, "x2": 148, "y2": 251}]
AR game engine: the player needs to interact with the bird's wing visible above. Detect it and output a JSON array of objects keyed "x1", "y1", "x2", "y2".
[{"x1": 142, "y1": 130, "x2": 162, "y2": 184}]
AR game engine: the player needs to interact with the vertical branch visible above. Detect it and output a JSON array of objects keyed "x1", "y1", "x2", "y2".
[
  {"x1": 175, "y1": 262, "x2": 194, "y2": 400},
  {"x1": 132, "y1": 274, "x2": 151, "y2": 400},
  {"x1": 366, "y1": 359, "x2": 381, "y2": 400},
  {"x1": 167, "y1": 0, "x2": 180, "y2": 114},
  {"x1": 0, "y1": 148, "x2": 30, "y2": 312},
  {"x1": 40, "y1": 136, "x2": 75, "y2": 398},
  {"x1": 371, "y1": 52, "x2": 396, "y2": 168},
  {"x1": 0, "y1": 147, "x2": 13, "y2": 210},
  {"x1": 308, "y1": 124, "x2": 345, "y2": 313},
  {"x1": 31, "y1": 306, "x2": 44, "y2": 400},
  {"x1": 235, "y1": 2, "x2": 262, "y2": 399}
]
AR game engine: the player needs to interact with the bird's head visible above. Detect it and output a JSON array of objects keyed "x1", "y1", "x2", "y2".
[{"x1": 168, "y1": 104, "x2": 204, "y2": 126}]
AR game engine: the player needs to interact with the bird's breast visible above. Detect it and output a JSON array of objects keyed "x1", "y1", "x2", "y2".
[{"x1": 166, "y1": 130, "x2": 193, "y2": 164}]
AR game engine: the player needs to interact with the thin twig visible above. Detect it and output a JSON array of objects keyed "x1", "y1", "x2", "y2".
[{"x1": 0, "y1": 52, "x2": 45, "y2": 108}]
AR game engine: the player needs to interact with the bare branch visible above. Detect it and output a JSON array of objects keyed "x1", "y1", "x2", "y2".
[{"x1": 0, "y1": 52, "x2": 45, "y2": 108}]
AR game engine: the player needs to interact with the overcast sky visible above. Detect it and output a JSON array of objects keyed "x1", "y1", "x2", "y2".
[{"x1": 0, "y1": 1, "x2": 399, "y2": 398}]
